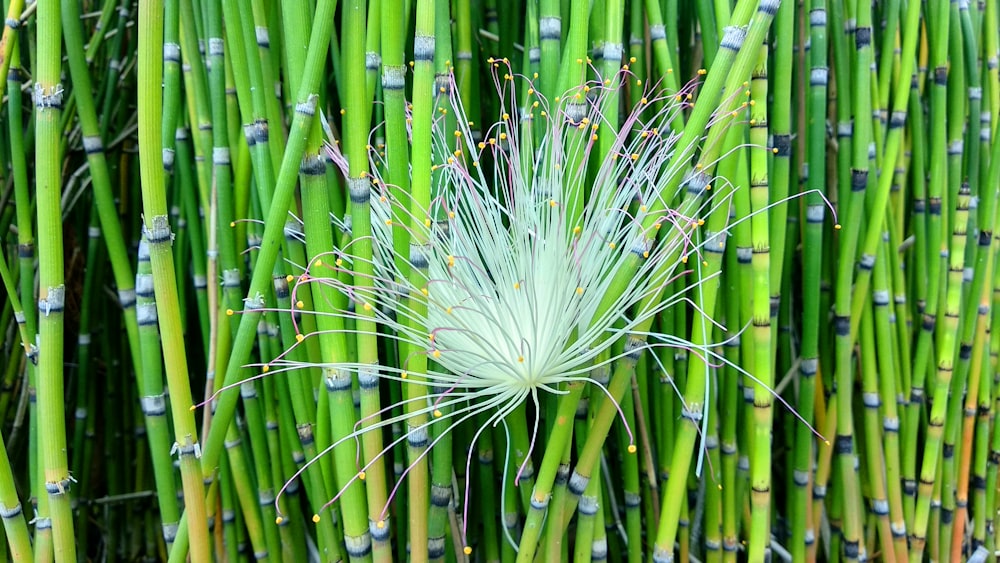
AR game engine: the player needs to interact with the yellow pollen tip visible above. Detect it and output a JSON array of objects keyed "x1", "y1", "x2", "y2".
[
  {"x1": 834, "y1": 224, "x2": 842, "y2": 230},
  {"x1": 622, "y1": 64, "x2": 629, "y2": 71},
  {"x1": 433, "y1": 349, "x2": 441, "y2": 358},
  {"x1": 434, "y1": 409, "x2": 442, "y2": 417},
  {"x1": 312, "y1": 514, "x2": 321, "y2": 523},
  {"x1": 336, "y1": 259, "x2": 343, "y2": 267},
  {"x1": 358, "y1": 471, "x2": 366, "y2": 480},
  {"x1": 527, "y1": 88, "x2": 534, "y2": 94},
  {"x1": 681, "y1": 255, "x2": 689, "y2": 264},
  {"x1": 631, "y1": 153, "x2": 639, "y2": 161},
  {"x1": 464, "y1": 547, "x2": 472, "y2": 555},
  {"x1": 698, "y1": 68, "x2": 707, "y2": 75},
  {"x1": 825, "y1": 440, "x2": 832, "y2": 446},
  {"x1": 608, "y1": 242, "x2": 616, "y2": 249},
  {"x1": 698, "y1": 219, "x2": 705, "y2": 226},
  {"x1": 454, "y1": 130, "x2": 462, "y2": 137},
  {"x1": 189, "y1": 405, "x2": 195, "y2": 411},
  {"x1": 499, "y1": 133, "x2": 507, "y2": 140},
  {"x1": 377, "y1": 520, "x2": 385, "y2": 529},
  {"x1": 446, "y1": 307, "x2": 453, "y2": 314},
  {"x1": 425, "y1": 219, "x2": 432, "y2": 227},
  {"x1": 513, "y1": 282, "x2": 520, "y2": 290},
  {"x1": 226, "y1": 309, "x2": 234, "y2": 316},
  {"x1": 421, "y1": 288, "x2": 429, "y2": 296},
  {"x1": 503, "y1": 113, "x2": 510, "y2": 120},
  {"x1": 603, "y1": 79, "x2": 611, "y2": 85},
  {"x1": 541, "y1": 111, "x2": 547, "y2": 116},
  {"x1": 363, "y1": 303, "x2": 372, "y2": 311},
  {"x1": 286, "y1": 275, "x2": 294, "y2": 283},
  {"x1": 385, "y1": 219, "x2": 393, "y2": 226},
  {"x1": 583, "y1": 85, "x2": 591, "y2": 92},
  {"x1": 296, "y1": 334, "x2": 305, "y2": 343},
  {"x1": 550, "y1": 200, "x2": 557, "y2": 207},
  {"x1": 314, "y1": 259, "x2": 323, "y2": 267},
  {"x1": 262, "y1": 365, "x2": 270, "y2": 373},
  {"x1": 340, "y1": 109, "x2": 346, "y2": 115},
  {"x1": 478, "y1": 142, "x2": 486, "y2": 149},
  {"x1": 518, "y1": 356, "x2": 524, "y2": 363},
  {"x1": 592, "y1": 134, "x2": 598, "y2": 141},
  {"x1": 229, "y1": 221, "x2": 236, "y2": 227},
  {"x1": 275, "y1": 517, "x2": 283, "y2": 524},
  {"x1": 630, "y1": 56, "x2": 637, "y2": 63},
  {"x1": 772, "y1": 147, "x2": 779, "y2": 154},
  {"x1": 628, "y1": 445, "x2": 637, "y2": 454},
  {"x1": 576, "y1": 287, "x2": 584, "y2": 295},
  {"x1": 296, "y1": 300, "x2": 305, "y2": 309},
  {"x1": 641, "y1": 97, "x2": 648, "y2": 105},
  {"x1": 576, "y1": 58, "x2": 583, "y2": 64},
  {"x1": 703, "y1": 260, "x2": 709, "y2": 266},
  {"x1": 643, "y1": 251, "x2": 649, "y2": 258}
]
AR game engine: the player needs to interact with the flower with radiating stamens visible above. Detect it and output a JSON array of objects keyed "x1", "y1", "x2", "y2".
[{"x1": 255, "y1": 66, "x2": 759, "y2": 547}]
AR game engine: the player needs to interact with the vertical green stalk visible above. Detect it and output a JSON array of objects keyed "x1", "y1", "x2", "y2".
[
  {"x1": 137, "y1": 0, "x2": 211, "y2": 559},
  {"x1": 34, "y1": 0, "x2": 75, "y2": 558}
]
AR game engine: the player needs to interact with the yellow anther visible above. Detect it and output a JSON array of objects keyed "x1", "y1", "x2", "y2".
[
  {"x1": 286, "y1": 274, "x2": 294, "y2": 283},
  {"x1": 401, "y1": 371, "x2": 408, "y2": 379},
  {"x1": 749, "y1": 119, "x2": 757, "y2": 125},
  {"x1": 425, "y1": 218, "x2": 432, "y2": 227},
  {"x1": 448, "y1": 157, "x2": 455, "y2": 164},
  {"x1": 573, "y1": 226, "x2": 582, "y2": 235},
  {"x1": 540, "y1": 111, "x2": 547, "y2": 117},
  {"x1": 554, "y1": 96, "x2": 561, "y2": 102},
  {"x1": 385, "y1": 219, "x2": 393, "y2": 226},
  {"x1": 641, "y1": 131, "x2": 649, "y2": 139},
  {"x1": 643, "y1": 251, "x2": 649, "y2": 258},
  {"x1": 631, "y1": 153, "x2": 639, "y2": 161},
  {"x1": 488, "y1": 57, "x2": 495, "y2": 63},
  {"x1": 592, "y1": 134, "x2": 599, "y2": 141},
  {"x1": 834, "y1": 224, "x2": 842, "y2": 230},
  {"x1": 433, "y1": 409, "x2": 442, "y2": 417},
  {"x1": 583, "y1": 85, "x2": 591, "y2": 92},
  {"x1": 363, "y1": 302, "x2": 372, "y2": 311},
  {"x1": 576, "y1": 287, "x2": 584, "y2": 295},
  {"x1": 532, "y1": 101, "x2": 539, "y2": 108},
  {"x1": 454, "y1": 149, "x2": 463, "y2": 157},
  {"x1": 296, "y1": 333, "x2": 305, "y2": 343},
  {"x1": 448, "y1": 255, "x2": 455, "y2": 267},
  {"x1": 592, "y1": 124, "x2": 599, "y2": 131},
  {"x1": 262, "y1": 365, "x2": 270, "y2": 373},
  {"x1": 586, "y1": 57, "x2": 592, "y2": 63},
  {"x1": 637, "y1": 79, "x2": 643, "y2": 86},
  {"x1": 550, "y1": 200, "x2": 558, "y2": 207},
  {"x1": 499, "y1": 133, "x2": 507, "y2": 140},
  {"x1": 312, "y1": 514, "x2": 321, "y2": 523},
  {"x1": 578, "y1": 122, "x2": 586, "y2": 130},
  {"x1": 513, "y1": 282, "x2": 520, "y2": 290},
  {"x1": 503, "y1": 113, "x2": 510, "y2": 120},
  {"x1": 276, "y1": 517, "x2": 284, "y2": 525},
  {"x1": 630, "y1": 57, "x2": 637, "y2": 63},
  {"x1": 464, "y1": 547, "x2": 472, "y2": 555},
  {"x1": 698, "y1": 68, "x2": 707, "y2": 75},
  {"x1": 527, "y1": 88, "x2": 534, "y2": 95},
  {"x1": 533, "y1": 72, "x2": 539, "y2": 79},
  {"x1": 433, "y1": 349, "x2": 441, "y2": 358},
  {"x1": 608, "y1": 242, "x2": 616, "y2": 249},
  {"x1": 577, "y1": 58, "x2": 583, "y2": 64},
  {"x1": 622, "y1": 64, "x2": 630, "y2": 71},
  {"x1": 446, "y1": 306, "x2": 453, "y2": 314},
  {"x1": 229, "y1": 221, "x2": 236, "y2": 227},
  {"x1": 454, "y1": 130, "x2": 462, "y2": 137},
  {"x1": 421, "y1": 287, "x2": 429, "y2": 296},
  {"x1": 473, "y1": 161, "x2": 479, "y2": 167},
  {"x1": 575, "y1": 93, "x2": 582, "y2": 99},
  {"x1": 641, "y1": 97, "x2": 648, "y2": 105},
  {"x1": 226, "y1": 309, "x2": 234, "y2": 316},
  {"x1": 340, "y1": 109, "x2": 346, "y2": 115},
  {"x1": 296, "y1": 300, "x2": 305, "y2": 309},
  {"x1": 698, "y1": 219, "x2": 705, "y2": 226},
  {"x1": 315, "y1": 259, "x2": 323, "y2": 267},
  {"x1": 358, "y1": 471, "x2": 366, "y2": 480},
  {"x1": 489, "y1": 138, "x2": 496, "y2": 145},
  {"x1": 478, "y1": 142, "x2": 486, "y2": 149},
  {"x1": 628, "y1": 445, "x2": 637, "y2": 454},
  {"x1": 772, "y1": 147, "x2": 779, "y2": 154},
  {"x1": 518, "y1": 356, "x2": 524, "y2": 363},
  {"x1": 681, "y1": 255, "x2": 689, "y2": 264},
  {"x1": 440, "y1": 87, "x2": 446, "y2": 93},
  {"x1": 504, "y1": 73, "x2": 511, "y2": 80},
  {"x1": 676, "y1": 95, "x2": 683, "y2": 102},
  {"x1": 377, "y1": 520, "x2": 385, "y2": 529},
  {"x1": 604, "y1": 79, "x2": 611, "y2": 85},
  {"x1": 336, "y1": 258, "x2": 343, "y2": 267}
]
